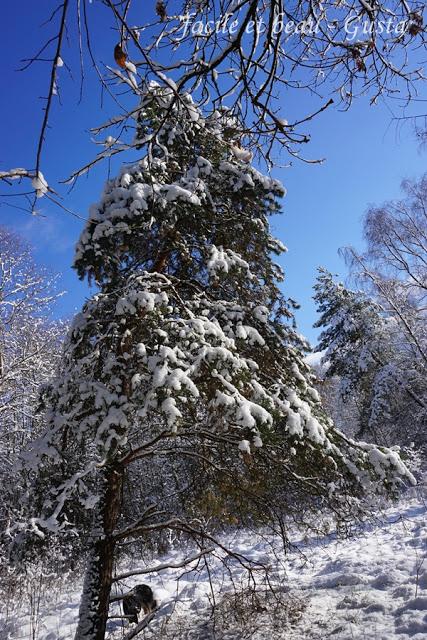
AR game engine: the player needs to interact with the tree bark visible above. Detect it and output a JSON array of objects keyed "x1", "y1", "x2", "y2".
[{"x1": 74, "y1": 462, "x2": 123, "y2": 640}]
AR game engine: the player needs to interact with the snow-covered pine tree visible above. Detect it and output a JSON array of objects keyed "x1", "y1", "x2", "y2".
[
  {"x1": 24, "y1": 85, "x2": 413, "y2": 640},
  {"x1": 314, "y1": 268, "x2": 426, "y2": 445}
]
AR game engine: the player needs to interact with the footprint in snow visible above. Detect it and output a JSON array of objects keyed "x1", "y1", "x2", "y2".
[
  {"x1": 395, "y1": 596, "x2": 427, "y2": 614},
  {"x1": 316, "y1": 572, "x2": 368, "y2": 588}
]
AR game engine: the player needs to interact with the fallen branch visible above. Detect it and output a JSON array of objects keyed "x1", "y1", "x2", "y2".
[
  {"x1": 112, "y1": 547, "x2": 215, "y2": 583},
  {"x1": 121, "y1": 609, "x2": 158, "y2": 640}
]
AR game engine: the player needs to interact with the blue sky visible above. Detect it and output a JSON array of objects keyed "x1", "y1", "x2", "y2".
[{"x1": 1, "y1": 2, "x2": 426, "y2": 344}]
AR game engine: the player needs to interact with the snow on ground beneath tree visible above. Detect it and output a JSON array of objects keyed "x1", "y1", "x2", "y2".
[{"x1": 2, "y1": 483, "x2": 427, "y2": 640}]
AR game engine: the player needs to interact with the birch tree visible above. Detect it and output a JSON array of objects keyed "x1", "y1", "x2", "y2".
[{"x1": 0, "y1": 227, "x2": 63, "y2": 542}]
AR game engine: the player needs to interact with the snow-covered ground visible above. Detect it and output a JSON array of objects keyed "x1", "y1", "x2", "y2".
[{"x1": 2, "y1": 485, "x2": 427, "y2": 640}]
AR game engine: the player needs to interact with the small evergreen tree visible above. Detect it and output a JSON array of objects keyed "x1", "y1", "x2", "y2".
[
  {"x1": 23, "y1": 86, "x2": 413, "y2": 640},
  {"x1": 314, "y1": 268, "x2": 426, "y2": 445}
]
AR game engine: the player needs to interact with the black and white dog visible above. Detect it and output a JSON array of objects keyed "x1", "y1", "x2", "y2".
[{"x1": 123, "y1": 584, "x2": 157, "y2": 624}]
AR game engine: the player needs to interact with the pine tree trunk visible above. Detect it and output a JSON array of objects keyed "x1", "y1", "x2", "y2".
[{"x1": 74, "y1": 462, "x2": 123, "y2": 640}]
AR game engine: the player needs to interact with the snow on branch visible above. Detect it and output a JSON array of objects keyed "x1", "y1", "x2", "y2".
[{"x1": 112, "y1": 547, "x2": 215, "y2": 583}]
